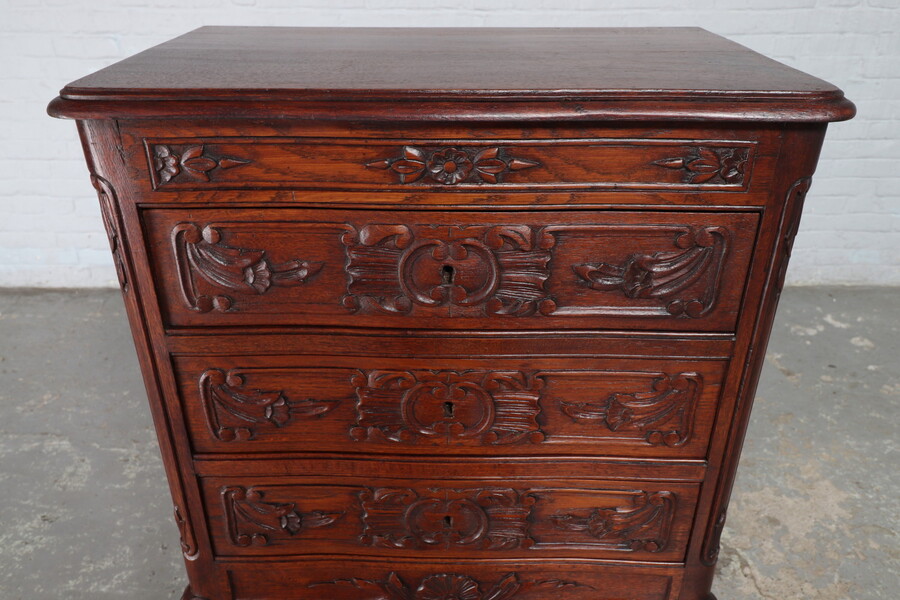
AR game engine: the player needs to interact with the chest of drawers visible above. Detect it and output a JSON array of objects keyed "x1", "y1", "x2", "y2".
[{"x1": 49, "y1": 27, "x2": 854, "y2": 600}]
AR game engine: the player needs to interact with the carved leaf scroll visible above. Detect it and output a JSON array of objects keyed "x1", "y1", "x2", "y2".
[
  {"x1": 199, "y1": 369, "x2": 339, "y2": 441},
  {"x1": 90, "y1": 175, "x2": 129, "y2": 292},
  {"x1": 560, "y1": 373, "x2": 702, "y2": 446},
  {"x1": 573, "y1": 226, "x2": 729, "y2": 318},
  {"x1": 222, "y1": 486, "x2": 343, "y2": 547},
  {"x1": 173, "y1": 504, "x2": 199, "y2": 560},
  {"x1": 343, "y1": 224, "x2": 556, "y2": 316},
  {"x1": 653, "y1": 146, "x2": 749, "y2": 185},
  {"x1": 350, "y1": 370, "x2": 545, "y2": 445},
  {"x1": 549, "y1": 491, "x2": 675, "y2": 552},
  {"x1": 359, "y1": 487, "x2": 535, "y2": 550},
  {"x1": 310, "y1": 571, "x2": 594, "y2": 599},
  {"x1": 365, "y1": 146, "x2": 540, "y2": 185},
  {"x1": 152, "y1": 144, "x2": 249, "y2": 185},
  {"x1": 171, "y1": 222, "x2": 322, "y2": 312}
]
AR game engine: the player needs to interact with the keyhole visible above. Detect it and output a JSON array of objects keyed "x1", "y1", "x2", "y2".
[
  {"x1": 441, "y1": 264, "x2": 454, "y2": 284},
  {"x1": 443, "y1": 401, "x2": 455, "y2": 418},
  {"x1": 443, "y1": 515, "x2": 453, "y2": 528}
]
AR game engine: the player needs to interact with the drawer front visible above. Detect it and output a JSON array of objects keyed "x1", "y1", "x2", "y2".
[
  {"x1": 201, "y1": 475, "x2": 698, "y2": 562},
  {"x1": 224, "y1": 558, "x2": 679, "y2": 600},
  {"x1": 174, "y1": 354, "x2": 726, "y2": 459},
  {"x1": 144, "y1": 208, "x2": 758, "y2": 331},
  {"x1": 144, "y1": 137, "x2": 756, "y2": 192}
]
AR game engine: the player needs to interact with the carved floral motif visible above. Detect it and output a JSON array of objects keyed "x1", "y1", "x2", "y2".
[
  {"x1": 152, "y1": 144, "x2": 249, "y2": 185},
  {"x1": 310, "y1": 572, "x2": 594, "y2": 600},
  {"x1": 653, "y1": 147, "x2": 749, "y2": 185},
  {"x1": 171, "y1": 222, "x2": 322, "y2": 312},
  {"x1": 359, "y1": 487, "x2": 535, "y2": 550},
  {"x1": 222, "y1": 486, "x2": 343, "y2": 546},
  {"x1": 365, "y1": 146, "x2": 540, "y2": 185},
  {"x1": 549, "y1": 491, "x2": 675, "y2": 552},
  {"x1": 573, "y1": 226, "x2": 729, "y2": 318},
  {"x1": 199, "y1": 369, "x2": 339, "y2": 441},
  {"x1": 560, "y1": 373, "x2": 702, "y2": 446},
  {"x1": 350, "y1": 370, "x2": 545, "y2": 445},
  {"x1": 343, "y1": 224, "x2": 556, "y2": 316}
]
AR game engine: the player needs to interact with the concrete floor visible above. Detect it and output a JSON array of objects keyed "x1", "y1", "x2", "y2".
[{"x1": 0, "y1": 287, "x2": 896, "y2": 600}]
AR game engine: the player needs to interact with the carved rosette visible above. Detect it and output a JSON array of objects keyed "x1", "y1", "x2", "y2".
[
  {"x1": 359, "y1": 487, "x2": 536, "y2": 550},
  {"x1": 171, "y1": 222, "x2": 322, "y2": 312},
  {"x1": 90, "y1": 174, "x2": 129, "y2": 292},
  {"x1": 222, "y1": 486, "x2": 343, "y2": 547},
  {"x1": 653, "y1": 147, "x2": 749, "y2": 185},
  {"x1": 152, "y1": 144, "x2": 250, "y2": 186},
  {"x1": 350, "y1": 370, "x2": 545, "y2": 445},
  {"x1": 342, "y1": 224, "x2": 556, "y2": 316},
  {"x1": 199, "y1": 369, "x2": 339, "y2": 441},
  {"x1": 560, "y1": 373, "x2": 702, "y2": 446},
  {"x1": 311, "y1": 572, "x2": 594, "y2": 600},
  {"x1": 573, "y1": 226, "x2": 729, "y2": 318},
  {"x1": 365, "y1": 146, "x2": 540, "y2": 185},
  {"x1": 549, "y1": 491, "x2": 676, "y2": 552}
]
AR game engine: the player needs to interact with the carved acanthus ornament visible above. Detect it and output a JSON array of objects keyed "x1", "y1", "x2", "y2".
[
  {"x1": 199, "y1": 369, "x2": 339, "y2": 441},
  {"x1": 222, "y1": 486, "x2": 343, "y2": 546},
  {"x1": 560, "y1": 373, "x2": 702, "y2": 446},
  {"x1": 171, "y1": 222, "x2": 321, "y2": 312},
  {"x1": 573, "y1": 226, "x2": 729, "y2": 318}
]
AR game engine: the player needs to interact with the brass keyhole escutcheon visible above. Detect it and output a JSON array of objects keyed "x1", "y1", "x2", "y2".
[
  {"x1": 443, "y1": 401, "x2": 455, "y2": 418},
  {"x1": 441, "y1": 264, "x2": 454, "y2": 284}
]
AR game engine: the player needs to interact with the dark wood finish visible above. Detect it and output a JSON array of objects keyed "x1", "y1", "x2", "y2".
[
  {"x1": 50, "y1": 27, "x2": 853, "y2": 600},
  {"x1": 144, "y1": 208, "x2": 758, "y2": 331},
  {"x1": 201, "y1": 475, "x2": 698, "y2": 561},
  {"x1": 175, "y1": 353, "x2": 725, "y2": 458}
]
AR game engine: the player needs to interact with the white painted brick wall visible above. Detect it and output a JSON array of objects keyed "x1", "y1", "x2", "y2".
[{"x1": 1, "y1": 0, "x2": 897, "y2": 287}]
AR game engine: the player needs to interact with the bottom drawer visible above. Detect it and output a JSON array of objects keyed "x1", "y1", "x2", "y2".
[
  {"x1": 201, "y1": 474, "x2": 699, "y2": 562},
  {"x1": 223, "y1": 558, "x2": 681, "y2": 600}
]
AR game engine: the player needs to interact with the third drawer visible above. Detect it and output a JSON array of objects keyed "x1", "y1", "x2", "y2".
[{"x1": 173, "y1": 353, "x2": 727, "y2": 459}]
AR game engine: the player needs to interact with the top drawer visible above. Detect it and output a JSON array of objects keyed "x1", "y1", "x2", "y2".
[
  {"x1": 143, "y1": 208, "x2": 757, "y2": 332},
  {"x1": 143, "y1": 137, "x2": 757, "y2": 192}
]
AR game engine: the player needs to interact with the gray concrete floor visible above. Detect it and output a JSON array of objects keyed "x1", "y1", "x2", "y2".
[{"x1": 0, "y1": 287, "x2": 896, "y2": 600}]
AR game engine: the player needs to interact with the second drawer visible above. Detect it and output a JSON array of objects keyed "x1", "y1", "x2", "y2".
[{"x1": 174, "y1": 354, "x2": 727, "y2": 459}]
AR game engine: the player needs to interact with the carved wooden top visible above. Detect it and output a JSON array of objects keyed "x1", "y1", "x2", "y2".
[{"x1": 49, "y1": 27, "x2": 854, "y2": 122}]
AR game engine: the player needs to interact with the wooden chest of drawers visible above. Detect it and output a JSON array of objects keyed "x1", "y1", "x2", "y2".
[{"x1": 49, "y1": 27, "x2": 854, "y2": 600}]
